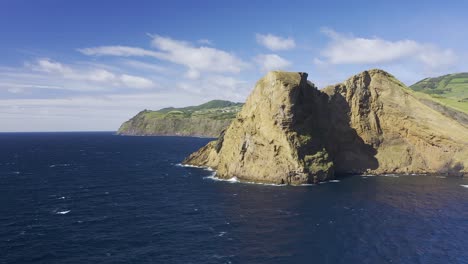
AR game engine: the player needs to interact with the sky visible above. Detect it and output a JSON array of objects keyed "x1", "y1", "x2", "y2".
[{"x1": 1, "y1": 0, "x2": 468, "y2": 132}]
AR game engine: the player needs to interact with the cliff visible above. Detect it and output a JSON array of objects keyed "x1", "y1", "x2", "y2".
[
  {"x1": 323, "y1": 70, "x2": 468, "y2": 175},
  {"x1": 117, "y1": 100, "x2": 243, "y2": 137},
  {"x1": 184, "y1": 70, "x2": 468, "y2": 184}
]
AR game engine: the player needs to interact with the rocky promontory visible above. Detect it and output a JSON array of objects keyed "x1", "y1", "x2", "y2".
[
  {"x1": 117, "y1": 100, "x2": 242, "y2": 138},
  {"x1": 184, "y1": 70, "x2": 468, "y2": 184}
]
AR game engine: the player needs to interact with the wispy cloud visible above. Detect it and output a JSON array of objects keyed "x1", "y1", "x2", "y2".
[
  {"x1": 78, "y1": 46, "x2": 162, "y2": 58},
  {"x1": 79, "y1": 36, "x2": 249, "y2": 79},
  {"x1": 256, "y1": 33, "x2": 296, "y2": 51},
  {"x1": 197, "y1": 39, "x2": 213, "y2": 45},
  {"x1": 150, "y1": 35, "x2": 248, "y2": 78},
  {"x1": 254, "y1": 54, "x2": 291, "y2": 72},
  {"x1": 31, "y1": 58, "x2": 155, "y2": 89},
  {"x1": 317, "y1": 28, "x2": 457, "y2": 68}
]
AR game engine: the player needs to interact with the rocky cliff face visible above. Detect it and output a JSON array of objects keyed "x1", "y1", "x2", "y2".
[
  {"x1": 324, "y1": 69, "x2": 468, "y2": 175},
  {"x1": 184, "y1": 72, "x2": 333, "y2": 184},
  {"x1": 184, "y1": 70, "x2": 468, "y2": 184}
]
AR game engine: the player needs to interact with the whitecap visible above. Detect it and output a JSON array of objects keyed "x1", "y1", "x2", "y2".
[
  {"x1": 461, "y1": 185, "x2": 468, "y2": 189},
  {"x1": 329, "y1": 180, "x2": 340, "y2": 183},
  {"x1": 176, "y1": 163, "x2": 214, "y2": 172},
  {"x1": 203, "y1": 173, "x2": 287, "y2": 186},
  {"x1": 217, "y1": 231, "x2": 227, "y2": 237},
  {"x1": 435, "y1": 176, "x2": 446, "y2": 179},
  {"x1": 49, "y1": 164, "x2": 71, "y2": 168},
  {"x1": 175, "y1": 163, "x2": 203, "y2": 169},
  {"x1": 204, "y1": 173, "x2": 238, "y2": 183},
  {"x1": 381, "y1": 174, "x2": 400, "y2": 178},
  {"x1": 226, "y1": 177, "x2": 239, "y2": 183},
  {"x1": 56, "y1": 210, "x2": 70, "y2": 215}
]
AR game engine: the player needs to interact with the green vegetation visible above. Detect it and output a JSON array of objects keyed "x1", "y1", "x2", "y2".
[
  {"x1": 409, "y1": 73, "x2": 468, "y2": 114},
  {"x1": 117, "y1": 100, "x2": 243, "y2": 137}
]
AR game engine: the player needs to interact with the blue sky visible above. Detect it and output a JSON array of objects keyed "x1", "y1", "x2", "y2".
[{"x1": 1, "y1": 0, "x2": 467, "y2": 131}]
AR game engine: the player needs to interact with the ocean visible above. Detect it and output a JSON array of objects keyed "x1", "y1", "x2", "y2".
[{"x1": 0, "y1": 132, "x2": 467, "y2": 263}]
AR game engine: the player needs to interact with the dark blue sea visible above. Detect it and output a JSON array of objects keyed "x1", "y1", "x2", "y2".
[{"x1": 1, "y1": 132, "x2": 467, "y2": 264}]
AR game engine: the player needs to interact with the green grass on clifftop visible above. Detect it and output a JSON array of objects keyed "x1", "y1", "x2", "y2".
[
  {"x1": 117, "y1": 100, "x2": 244, "y2": 137},
  {"x1": 409, "y1": 73, "x2": 468, "y2": 114}
]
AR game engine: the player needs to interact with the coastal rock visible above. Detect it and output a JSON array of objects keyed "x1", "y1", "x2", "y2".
[
  {"x1": 184, "y1": 72, "x2": 334, "y2": 184},
  {"x1": 184, "y1": 70, "x2": 468, "y2": 184},
  {"x1": 324, "y1": 69, "x2": 468, "y2": 175}
]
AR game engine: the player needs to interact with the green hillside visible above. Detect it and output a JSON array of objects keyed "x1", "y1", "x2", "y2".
[
  {"x1": 117, "y1": 100, "x2": 243, "y2": 137},
  {"x1": 409, "y1": 73, "x2": 468, "y2": 114}
]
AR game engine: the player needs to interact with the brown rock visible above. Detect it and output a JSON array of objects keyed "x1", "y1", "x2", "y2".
[{"x1": 184, "y1": 69, "x2": 468, "y2": 184}]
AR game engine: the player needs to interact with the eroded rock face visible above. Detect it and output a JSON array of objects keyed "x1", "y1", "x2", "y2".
[
  {"x1": 324, "y1": 69, "x2": 468, "y2": 175},
  {"x1": 184, "y1": 71, "x2": 333, "y2": 184},
  {"x1": 184, "y1": 70, "x2": 468, "y2": 184}
]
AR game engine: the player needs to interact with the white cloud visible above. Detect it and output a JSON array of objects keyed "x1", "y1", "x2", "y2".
[
  {"x1": 185, "y1": 69, "x2": 200, "y2": 79},
  {"x1": 0, "y1": 84, "x2": 249, "y2": 132},
  {"x1": 79, "y1": 36, "x2": 248, "y2": 78},
  {"x1": 120, "y1": 74, "x2": 154, "y2": 88},
  {"x1": 318, "y1": 28, "x2": 457, "y2": 68},
  {"x1": 151, "y1": 35, "x2": 248, "y2": 77},
  {"x1": 78, "y1": 46, "x2": 162, "y2": 58},
  {"x1": 30, "y1": 58, "x2": 155, "y2": 89},
  {"x1": 176, "y1": 74, "x2": 249, "y2": 101},
  {"x1": 256, "y1": 33, "x2": 296, "y2": 51},
  {"x1": 197, "y1": 39, "x2": 213, "y2": 45},
  {"x1": 7, "y1": 87, "x2": 24, "y2": 94},
  {"x1": 123, "y1": 60, "x2": 169, "y2": 74},
  {"x1": 35, "y1": 59, "x2": 73, "y2": 74},
  {"x1": 254, "y1": 54, "x2": 292, "y2": 72}
]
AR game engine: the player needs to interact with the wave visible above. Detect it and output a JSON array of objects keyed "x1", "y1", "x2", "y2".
[
  {"x1": 203, "y1": 173, "x2": 239, "y2": 183},
  {"x1": 49, "y1": 164, "x2": 71, "y2": 168},
  {"x1": 461, "y1": 185, "x2": 468, "y2": 189},
  {"x1": 187, "y1": 164, "x2": 337, "y2": 186},
  {"x1": 175, "y1": 163, "x2": 214, "y2": 171},
  {"x1": 381, "y1": 174, "x2": 400, "y2": 178},
  {"x1": 204, "y1": 173, "x2": 318, "y2": 187}
]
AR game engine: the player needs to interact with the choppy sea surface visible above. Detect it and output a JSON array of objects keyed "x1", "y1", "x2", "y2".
[{"x1": 0, "y1": 132, "x2": 467, "y2": 264}]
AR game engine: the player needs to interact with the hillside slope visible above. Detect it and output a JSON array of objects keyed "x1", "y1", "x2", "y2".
[
  {"x1": 117, "y1": 100, "x2": 243, "y2": 137},
  {"x1": 409, "y1": 73, "x2": 468, "y2": 117}
]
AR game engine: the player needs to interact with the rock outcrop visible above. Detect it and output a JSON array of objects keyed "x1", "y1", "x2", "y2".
[
  {"x1": 184, "y1": 70, "x2": 468, "y2": 184},
  {"x1": 324, "y1": 70, "x2": 468, "y2": 175}
]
